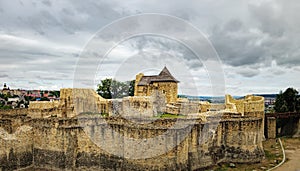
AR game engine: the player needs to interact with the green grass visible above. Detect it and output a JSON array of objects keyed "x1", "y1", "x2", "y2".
[
  {"x1": 100, "y1": 113, "x2": 109, "y2": 117},
  {"x1": 156, "y1": 113, "x2": 186, "y2": 118},
  {"x1": 264, "y1": 150, "x2": 277, "y2": 160},
  {"x1": 212, "y1": 163, "x2": 230, "y2": 171},
  {"x1": 215, "y1": 167, "x2": 228, "y2": 171}
]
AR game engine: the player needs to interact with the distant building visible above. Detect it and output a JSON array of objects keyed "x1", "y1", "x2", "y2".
[
  {"x1": 3, "y1": 83, "x2": 9, "y2": 90},
  {"x1": 26, "y1": 90, "x2": 41, "y2": 98},
  {"x1": 2, "y1": 83, "x2": 10, "y2": 95},
  {"x1": 8, "y1": 97, "x2": 20, "y2": 103},
  {"x1": 1, "y1": 83, "x2": 27, "y2": 96},
  {"x1": 265, "y1": 97, "x2": 276, "y2": 106},
  {"x1": 134, "y1": 67, "x2": 179, "y2": 103}
]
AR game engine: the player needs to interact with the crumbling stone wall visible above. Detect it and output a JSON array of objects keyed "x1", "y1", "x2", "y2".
[
  {"x1": 225, "y1": 94, "x2": 265, "y2": 139},
  {"x1": 59, "y1": 88, "x2": 108, "y2": 117},
  {"x1": 122, "y1": 96, "x2": 154, "y2": 117},
  {"x1": 0, "y1": 114, "x2": 264, "y2": 170},
  {"x1": 29, "y1": 101, "x2": 59, "y2": 110},
  {"x1": 166, "y1": 101, "x2": 200, "y2": 115},
  {"x1": 0, "y1": 124, "x2": 33, "y2": 170},
  {"x1": 225, "y1": 95, "x2": 264, "y2": 116}
]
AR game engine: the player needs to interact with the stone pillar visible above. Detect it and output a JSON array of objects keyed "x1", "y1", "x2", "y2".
[{"x1": 267, "y1": 117, "x2": 276, "y2": 139}]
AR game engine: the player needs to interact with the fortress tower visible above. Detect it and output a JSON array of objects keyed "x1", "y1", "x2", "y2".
[{"x1": 134, "y1": 67, "x2": 179, "y2": 103}]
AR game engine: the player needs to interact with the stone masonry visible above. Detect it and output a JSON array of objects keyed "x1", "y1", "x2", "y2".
[
  {"x1": 134, "y1": 67, "x2": 179, "y2": 104},
  {"x1": 0, "y1": 114, "x2": 264, "y2": 171},
  {"x1": 0, "y1": 88, "x2": 267, "y2": 170}
]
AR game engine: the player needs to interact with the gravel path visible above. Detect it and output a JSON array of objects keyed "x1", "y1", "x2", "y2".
[{"x1": 275, "y1": 138, "x2": 300, "y2": 171}]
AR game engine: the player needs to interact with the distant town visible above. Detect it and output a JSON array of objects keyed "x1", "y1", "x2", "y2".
[{"x1": 0, "y1": 83, "x2": 60, "y2": 109}]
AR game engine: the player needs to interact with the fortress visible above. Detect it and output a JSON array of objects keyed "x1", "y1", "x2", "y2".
[{"x1": 0, "y1": 67, "x2": 266, "y2": 170}]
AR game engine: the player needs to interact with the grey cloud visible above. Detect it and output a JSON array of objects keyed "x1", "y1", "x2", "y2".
[
  {"x1": 210, "y1": 22, "x2": 266, "y2": 67},
  {"x1": 276, "y1": 50, "x2": 300, "y2": 67},
  {"x1": 28, "y1": 81, "x2": 40, "y2": 85},
  {"x1": 170, "y1": 9, "x2": 195, "y2": 21},
  {"x1": 0, "y1": 0, "x2": 126, "y2": 38},
  {"x1": 247, "y1": 1, "x2": 300, "y2": 67},
  {"x1": 36, "y1": 74, "x2": 72, "y2": 81},
  {"x1": 248, "y1": 2, "x2": 285, "y2": 37},
  {"x1": 236, "y1": 68, "x2": 260, "y2": 78},
  {"x1": 41, "y1": 0, "x2": 52, "y2": 7},
  {"x1": 124, "y1": 36, "x2": 203, "y2": 68},
  {"x1": 0, "y1": 0, "x2": 299, "y2": 94},
  {"x1": 271, "y1": 69, "x2": 285, "y2": 76},
  {"x1": 0, "y1": 74, "x2": 8, "y2": 78},
  {"x1": 27, "y1": 10, "x2": 61, "y2": 35},
  {"x1": 18, "y1": 0, "x2": 24, "y2": 6},
  {"x1": 224, "y1": 19, "x2": 243, "y2": 32}
]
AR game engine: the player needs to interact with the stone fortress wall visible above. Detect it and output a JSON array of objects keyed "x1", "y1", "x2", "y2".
[
  {"x1": 0, "y1": 88, "x2": 266, "y2": 170},
  {"x1": 225, "y1": 94, "x2": 265, "y2": 117},
  {"x1": 225, "y1": 94, "x2": 265, "y2": 138},
  {"x1": 0, "y1": 115, "x2": 264, "y2": 170}
]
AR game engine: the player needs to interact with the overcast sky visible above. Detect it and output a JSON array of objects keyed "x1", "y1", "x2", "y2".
[{"x1": 0, "y1": 0, "x2": 300, "y2": 96}]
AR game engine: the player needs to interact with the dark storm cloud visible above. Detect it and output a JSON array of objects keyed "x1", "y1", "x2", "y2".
[
  {"x1": 205, "y1": 0, "x2": 300, "y2": 80},
  {"x1": 210, "y1": 20, "x2": 266, "y2": 67},
  {"x1": 246, "y1": 1, "x2": 300, "y2": 67}
]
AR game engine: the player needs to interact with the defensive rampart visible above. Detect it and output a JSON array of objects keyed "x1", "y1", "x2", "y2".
[
  {"x1": 0, "y1": 114, "x2": 264, "y2": 170},
  {"x1": 225, "y1": 94, "x2": 265, "y2": 139}
]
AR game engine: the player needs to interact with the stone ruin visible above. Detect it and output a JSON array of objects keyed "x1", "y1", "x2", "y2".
[
  {"x1": 24, "y1": 89, "x2": 265, "y2": 121},
  {"x1": 0, "y1": 89, "x2": 267, "y2": 170}
]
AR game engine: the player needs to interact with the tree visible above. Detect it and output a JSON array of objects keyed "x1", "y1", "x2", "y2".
[
  {"x1": 40, "y1": 97, "x2": 50, "y2": 101},
  {"x1": 274, "y1": 91, "x2": 285, "y2": 113},
  {"x1": 51, "y1": 91, "x2": 60, "y2": 98},
  {"x1": 274, "y1": 88, "x2": 300, "y2": 136},
  {"x1": 97, "y1": 78, "x2": 135, "y2": 99},
  {"x1": 274, "y1": 88, "x2": 300, "y2": 113},
  {"x1": 97, "y1": 78, "x2": 112, "y2": 99},
  {"x1": 110, "y1": 79, "x2": 128, "y2": 98},
  {"x1": 128, "y1": 80, "x2": 135, "y2": 96}
]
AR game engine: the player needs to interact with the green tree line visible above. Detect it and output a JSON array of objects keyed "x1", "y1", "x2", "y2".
[
  {"x1": 274, "y1": 87, "x2": 300, "y2": 113},
  {"x1": 274, "y1": 87, "x2": 300, "y2": 136}
]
